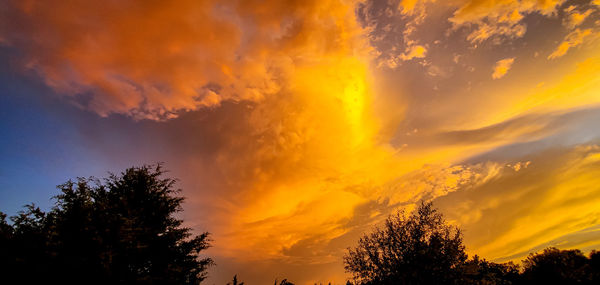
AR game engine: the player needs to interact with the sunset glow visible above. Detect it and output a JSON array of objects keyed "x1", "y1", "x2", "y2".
[{"x1": 1, "y1": 0, "x2": 600, "y2": 284}]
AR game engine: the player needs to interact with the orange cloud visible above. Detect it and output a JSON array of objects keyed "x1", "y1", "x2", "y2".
[
  {"x1": 401, "y1": 44, "x2": 428, "y2": 61},
  {"x1": 548, "y1": 29, "x2": 593, "y2": 59},
  {"x1": 437, "y1": 144, "x2": 600, "y2": 262},
  {"x1": 450, "y1": 0, "x2": 565, "y2": 43},
  {"x1": 564, "y1": 6, "x2": 594, "y2": 28},
  {"x1": 0, "y1": 0, "x2": 367, "y2": 120},
  {"x1": 492, "y1": 57, "x2": 516, "y2": 79}
]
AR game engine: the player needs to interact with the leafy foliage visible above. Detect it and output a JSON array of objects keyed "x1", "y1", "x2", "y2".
[
  {"x1": 0, "y1": 165, "x2": 212, "y2": 284},
  {"x1": 344, "y1": 201, "x2": 467, "y2": 285}
]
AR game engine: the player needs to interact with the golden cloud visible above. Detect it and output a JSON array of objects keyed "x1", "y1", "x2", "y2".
[
  {"x1": 564, "y1": 6, "x2": 594, "y2": 28},
  {"x1": 450, "y1": 0, "x2": 565, "y2": 43},
  {"x1": 401, "y1": 44, "x2": 428, "y2": 61},
  {"x1": 492, "y1": 57, "x2": 516, "y2": 79},
  {"x1": 548, "y1": 28, "x2": 593, "y2": 59},
  {"x1": 437, "y1": 144, "x2": 600, "y2": 262}
]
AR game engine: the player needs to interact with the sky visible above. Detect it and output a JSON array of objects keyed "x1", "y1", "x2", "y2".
[{"x1": 1, "y1": 0, "x2": 600, "y2": 284}]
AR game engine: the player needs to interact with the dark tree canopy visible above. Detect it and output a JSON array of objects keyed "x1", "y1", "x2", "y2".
[
  {"x1": 521, "y1": 247, "x2": 596, "y2": 284},
  {"x1": 457, "y1": 255, "x2": 519, "y2": 285},
  {"x1": 344, "y1": 201, "x2": 467, "y2": 285},
  {"x1": 0, "y1": 164, "x2": 212, "y2": 285}
]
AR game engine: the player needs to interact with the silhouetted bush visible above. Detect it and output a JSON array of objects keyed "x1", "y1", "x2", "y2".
[{"x1": 0, "y1": 164, "x2": 212, "y2": 284}]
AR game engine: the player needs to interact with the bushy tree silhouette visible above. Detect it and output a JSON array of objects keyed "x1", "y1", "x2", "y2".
[
  {"x1": 0, "y1": 165, "x2": 212, "y2": 284},
  {"x1": 458, "y1": 255, "x2": 519, "y2": 285},
  {"x1": 521, "y1": 247, "x2": 595, "y2": 284},
  {"x1": 344, "y1": 201, "x2": 467, "y2": 285}
]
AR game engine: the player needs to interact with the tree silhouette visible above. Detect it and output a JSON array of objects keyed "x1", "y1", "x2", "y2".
[
  {"x1": 521, "y1": 247, "x2": 595, "y2": 284},
  {"x1": 0, "y1": 164, "x2": 212, "y2": 284},
  {"x1": 458, "y1": 255, "x2": 519, "y2": 285},
  {"x1": 590, "y1": 250, "x2": 600, "y2": 281},
  {"x1": 344, "y1": 201, "x2": 467, "y2": 285},
  {"x1": 4, "y1": 168, "x2": 600, "y2": 284},
  {"x1": 278, "y1": 279, "x2": 295, "y2": 285},
  {"x1": 227, "y1": 275, "x2": 245, "y2": 285}
]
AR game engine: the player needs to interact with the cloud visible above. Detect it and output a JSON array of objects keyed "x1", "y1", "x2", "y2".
[
  {"x1": 450, "y1": 0, "x2": 566, "y2": 44},
  {"x1": 564, "y1": 6, "x2": 594, "y2": 28},
  {"x1": 398, "y1": 0, "x2": 420, "y2": 14},
  {"x1": 401, "y1": 44, "x2": 428, "y2": 60},
  {"x1": 548, "y1": 28, "x2": 593, "y2": 59},
  {"x1": 435, "y1": 143, "x2": 600, "y2": 262},
  {"x1": 0, "y1": 0, "x2": 367, "y2": 120},
  {"x1": 492, "y1": 57, "x2": 515, "y2": 79}
]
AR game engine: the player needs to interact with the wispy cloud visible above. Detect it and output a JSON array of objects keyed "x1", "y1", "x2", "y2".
[
  {"x1": 492, "y1": 58, "x2": 515, "y2": 79},
  {"x1": 548, "y1": 29, "x2": 593, "y2": 59}
]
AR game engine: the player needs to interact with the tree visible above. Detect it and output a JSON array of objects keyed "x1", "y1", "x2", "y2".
[
  {"x1": 276, "y1": 279, "x2": 295, "y2": 285},
  {"x1": 521, "y1": 247, "x2": 594, "y2": 284},
  {"x1": 1, "y1": 164, "x2": 213, "y2": 284},
  {"x1": 344, "y1": 201, "x2": 467, "y2": 285},
  {"x1": 458, "y1": 255, "x2": 519, "y2": 285},
  {"x1": 590, "y1": 250, "x2": 600, "y2": 281},
  {"x1": 227, "y1": 275, "x2": 245, "y2": 285}
]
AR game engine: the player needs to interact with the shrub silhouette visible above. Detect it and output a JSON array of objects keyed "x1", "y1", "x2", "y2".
[{"x1": 0, "y1": 164, "x2": 212, "y2": 284}]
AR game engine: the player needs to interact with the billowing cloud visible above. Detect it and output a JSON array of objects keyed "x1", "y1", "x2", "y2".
[
  {"x1": 0, "y1": 0, "x2": 367, "y2": 120},
  {"x1": 492, "y1": 57, "x2": 515, "y2": 79}
]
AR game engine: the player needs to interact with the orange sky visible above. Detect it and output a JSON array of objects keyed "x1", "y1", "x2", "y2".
[{"x1": 2, "y1": 0, "x2": 600, "y2": 284}]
